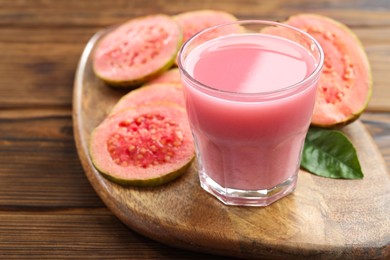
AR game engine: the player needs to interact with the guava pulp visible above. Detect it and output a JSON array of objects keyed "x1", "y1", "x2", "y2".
[
  {"x1": 89, "y1": 103, "x2": 194, "y2": 186},
  {"x1": 146, "y1": 68, "x2": 181, "y2": 85},
  {"x1": 174, "y1": 10, "x2": 239, "y2": 43},
  {"x1": 285, "y1": 14, "x2": 372, "y2": 127},
  {"x1": 110, "y1": 83, "x2": 185, "y2": 115},
  {"x1": 93, "y1": 15, "x2": 182, "y2": 87}
]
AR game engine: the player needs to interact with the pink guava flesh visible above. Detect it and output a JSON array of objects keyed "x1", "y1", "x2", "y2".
[
  {"x1": 174, "y1": 10, "x2": 238, "y2": 43},
  {"x1": 93, "y1": 15, "x2": 182, "y2": 86},
  {"x1": 146, "y1": 68, "x2": 181, "y2": 85},
  {"x1": 90, "y1": 103, "x2": 194, "y2": 186},
  {"x1": 284, "y1": 14, "x2": 372, "y2": 127},
  {"x1": 110, "y1": 83, "x2": 185, "y2": 115}
]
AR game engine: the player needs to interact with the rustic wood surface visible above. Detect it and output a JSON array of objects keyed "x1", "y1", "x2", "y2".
[{"x1": 0, "y1": 0, "x2": 389, "y2": 259}]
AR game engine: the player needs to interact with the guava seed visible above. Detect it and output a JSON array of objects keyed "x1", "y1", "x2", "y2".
[{"x1": 107, "y1": 113, "x2": 184, "y2": 168}]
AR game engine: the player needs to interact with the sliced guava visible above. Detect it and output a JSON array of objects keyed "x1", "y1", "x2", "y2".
[
  {"x1": 284, "y1": 14, "x2": 372, "y2": 127},
  {"x1": 146, "y1": 68, "x2": 181, "y2": 85},
  {"x1": 89, "y1": 103, "x2": 194, "y2": 186},
  {"x1": 110, "y1": 83, "x2": 185, "y2": 115},
  {"x1": 174, "y1": 10, "x2": 239, "y2": 43},
  {"x1": 93, "y1": 15, "x2": 182, "y2": 87}
]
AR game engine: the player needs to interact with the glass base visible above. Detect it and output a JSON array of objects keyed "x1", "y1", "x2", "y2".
[{"x1": 199, "y1": 171, "x2": 297, "y2": 207}]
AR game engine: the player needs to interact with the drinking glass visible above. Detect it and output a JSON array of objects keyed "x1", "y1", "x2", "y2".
[{"x1": 178, "y1": 20, "x2": 324, "y2": 206}]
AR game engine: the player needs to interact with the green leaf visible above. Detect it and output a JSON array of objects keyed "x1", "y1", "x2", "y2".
[{"x1": 300, "y1": 127, "x2": 364, "y2": 179}]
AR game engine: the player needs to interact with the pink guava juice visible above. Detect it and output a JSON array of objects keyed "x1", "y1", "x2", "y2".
[{"x1": 179, "y1": 25, "x2": 323, "y2": 206}]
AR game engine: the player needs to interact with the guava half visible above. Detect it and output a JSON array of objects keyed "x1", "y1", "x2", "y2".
[
  {"x1": 89, "y1": 103, "x2": 194, "y2": 186},
  {"x1": 110, "y1": 83, "x2": 185, "y2": 115},
  {"x1": 284, "y1": 14, "x2": 372, "y2": 127},
  {"x1": 93, "y1": 15, "x2": 182, "y2": 87},
  {"x1": 146, "y1": 68, "x2": 181, "y2": 85},
  {"x1": 174, "y1": 10, "x2": 239, "y2": 43}
]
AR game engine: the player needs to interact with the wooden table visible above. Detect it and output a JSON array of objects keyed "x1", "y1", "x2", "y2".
[{"x1": 1, "y1": 0, "x2": 389, "y2": 258}]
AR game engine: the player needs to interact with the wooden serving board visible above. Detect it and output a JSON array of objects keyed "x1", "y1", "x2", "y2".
[{"x1": 73, "y1": 30, "x2": 390, "y2": 259}]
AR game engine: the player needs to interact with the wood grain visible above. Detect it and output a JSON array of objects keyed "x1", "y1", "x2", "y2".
[
  {"x1": 0, "y1": 211, "x2": 227, "y2": 259},
  {"x1": 1, "y1": 0, "x2": 389, "y2": 258},
  {"x1": 72, "y1": 28, "x2": 390, "y2": 259},
  {"x1": 0, "y1": 1, "x2": 389, "y2": 110}
]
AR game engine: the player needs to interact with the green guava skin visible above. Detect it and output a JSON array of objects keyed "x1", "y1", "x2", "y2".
[{"x1": 96, "y1": 157, "x2": 194, "y2": 187}]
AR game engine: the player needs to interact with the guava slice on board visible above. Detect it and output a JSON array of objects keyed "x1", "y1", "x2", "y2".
[
  {"x1": 89, "y1": 103, "x2": 194, "y2": 186},
  {"x1": 285, "y1": 14, "x2": 372, "y2": 127},
  {"x1": 174, "y1": 10, "x2": 239, "y2": 43},
  {"x1": 146, "y1": 68, "x2": 181, "y2": 85},
  {"x1": 110, "y1": 83, "x2": 185, "y2": 115},
  {"x1": 93, "y1": 15, "x2": 182, "y2": 87}
]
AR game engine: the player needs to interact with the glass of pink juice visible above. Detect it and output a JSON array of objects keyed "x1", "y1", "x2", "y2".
[{"x1": 178, "y1": 21, "x2": 324, "y2": 206}]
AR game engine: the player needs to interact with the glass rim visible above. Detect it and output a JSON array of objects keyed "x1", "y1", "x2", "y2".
[{"x1": 177, "y1": 19, "x2": 324, "y2": 98}]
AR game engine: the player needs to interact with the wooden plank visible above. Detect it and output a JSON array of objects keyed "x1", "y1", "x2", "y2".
[
  {"x1": 0, "y1": 111, "x2": 103, "y2": 208},
  {"x1": 0, "y1": 212, "x2": 226, "y2": 259},
  {"x1": 0, "y1": 42, "x2": 81, "y2": 108},
  {"x1": 0, "y1": 0, "x2": 389, "y2": 27}
]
